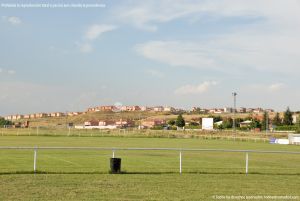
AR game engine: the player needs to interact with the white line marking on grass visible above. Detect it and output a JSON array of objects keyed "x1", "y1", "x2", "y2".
[{"x1": 44, "y1": 155, "x2": 82, "y2": 167}]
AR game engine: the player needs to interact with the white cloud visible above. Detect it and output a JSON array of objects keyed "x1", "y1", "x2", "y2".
[
  {"x1": 136, "y1": 32, "x2": 300, "y2": 74},
  {"x1": 136, "y1": 41, "x2": 217, "y2": 69},
  {"x1": 85, "y1": 24, "x2": 117, "y2": 40},
  {"x1": 77, "y1": 24, "x2": 117, "y2": 53},
  {"x1": 175, "y1": 81, "x2": 217, "y2": 95},
  {"x1": 122, "y1": 0, "x2": 300, "y2": 76},
  {"x1": 115, "y1": 0, "x2": 300, "y2": 31},
  {"x1": 145, "y1": 69, "x2": 164, "y2": 78},
  {"x1": 115, "y1": 1, "x2": 207, "y2": 31},
  {"x1": 2, "y1": 16, "x2": 22, "y2": 25}
]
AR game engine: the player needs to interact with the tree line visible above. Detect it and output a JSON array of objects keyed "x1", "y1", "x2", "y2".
[{"x1": 161, "y1": 107, "x2": 300, "y2": 131}]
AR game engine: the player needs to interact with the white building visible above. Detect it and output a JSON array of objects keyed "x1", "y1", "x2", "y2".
[
  {"x1": 293, "y1": 114, "x2": 298, "y2": 124},
  {"x1": 164, "y1": 107, "x2": 175, "y2": 112},
  {"x1": 202, "y1": 118, "x2": 214, "y2": 130},
  {"x1": 224, "y1": 107, "x2": 233, "y2": 113}
]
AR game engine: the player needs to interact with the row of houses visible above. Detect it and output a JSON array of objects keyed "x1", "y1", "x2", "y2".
[
  {"x1": 192, "y1": 107, "x2": 274, "y2": 114},
  {"x1": 87, "y1": 105, "x2": 276, "y2": 114},
  {"x1": 4, "y1": 104, "x2": 276, "y2": 122},
  {"x1": 86, "y1": 105, "x2": 177, "y2": 113},
  {"x1": 77, "y1": 119, "x2": 166, "y2": 130},
  {"x1": 5, "y1": 112, "x2": 83, "y2": 121}
]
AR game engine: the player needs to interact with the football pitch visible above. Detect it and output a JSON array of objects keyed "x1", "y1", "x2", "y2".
[{"x1": 0, "y1": 136, "x2": 300, "y2": 200}]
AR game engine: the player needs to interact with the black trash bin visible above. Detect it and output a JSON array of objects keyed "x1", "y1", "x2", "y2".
[{"x1": 110, "y1": 158, "x2": 121, "y2": 173}]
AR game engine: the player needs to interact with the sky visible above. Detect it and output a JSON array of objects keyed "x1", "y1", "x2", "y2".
[{"x1": 1, "y1": 0, "x2": 300, "y2": 116}]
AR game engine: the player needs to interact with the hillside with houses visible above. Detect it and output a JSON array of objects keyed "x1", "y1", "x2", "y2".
[{"x1": 2, "y1": 104, "x2": 299, "y2": 132}]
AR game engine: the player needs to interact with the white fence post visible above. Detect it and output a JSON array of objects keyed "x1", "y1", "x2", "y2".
[
  {"x1": 33, "y1": 148, "x2": 37, "y2": 173},
  {"x1": 112, "y1": 149, "x2": 115, "y2": 158},
  {"x1": 245, "y1": 152, "x2": 249, "y2": 175},
  {"x1": 179, "y1": 151, "x2": 182, "y2": 174}
]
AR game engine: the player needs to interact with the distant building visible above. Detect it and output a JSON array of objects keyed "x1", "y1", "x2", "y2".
[
  {"x1": 214, "y1": 109, "x2": 224, "y2": 114},
  {"x1": 140, "y1": 106, "x2": 150, "y2": 111},
  {"x1": 121, "y1": 106, "x2": 141, "y2": 111},
  {"x1": 153, "y1": 106, "x2": 164, "y2": 112},
  {"x1": 24, "y1": 114, "x2": 30, "y2": 119},
  {"x1": 293, "y1": 114, "x2": 298, "y2": 124},
  {"x1": 4, "y1": 115, "x2": 13, "y2": 120},
  {"x1": 200, "y1": 109, "x2": 208, "y2": 114},
  {"x1": 11, "y1": 115, "x2": 23, "y2": 120},
  {"x1": 265, "y1": 109, "x2": 274, "y2": 113},
  {"x1": 192, "y1": 107, "x2": 200, "y2": 112},
  {"x1": 86, "y1": 106, "x2": 117, "y2": 112},
  {"x1": 253, "y1": 108, "x2": 264, "y2": 114},
  {"x1": 84, "y1": 120, "x2": 99, "y2": 126},
  {"x1": 115, "y1": 119, "x2": 134, "y2": 128},
  {"x1": 142, "y1": 119, "x2": 166, "y2": 128},
  {"x1": 208, "y1": 108, "x2": 224, "y2": 114},
  {"x1": 240, "y1": 120, "x2": 252, "y2": 128},
  {"x1": 208, "y1": 109, "x2": 216, "y2": 113},
  {"x1": 202, "y1": 118, "x2": 214, "y2": 130},
  {"x1": 237, "y1": 107, "x2": 246, "y2": 113},
  {"x1": 224, "y1": 107, "x2": 233, "y2": 113},
  {"x1": 87, "y1": 107, "x2": 96, "y2": 112},
  {"x1": 163, "y1": 107, "x2": 175, "y2": 112},
  {"x1": 98, "y1": 120, "x2": 115, "y2": 126},
  {"x1": 67, "y1": 112, "x2": 82, "y2": 116},
  {"x1": 99, "y1": 106, "x2": 117, "y2": 112},
  {"x1": 35, "y1": 113, "x2": 47, "y2": 118},
  {"x1": 246, "y1": 108, "x2": 255, "y2": 113},
  {"x1": 49, "y1": 112, "x2": 65, "y2": 117}
]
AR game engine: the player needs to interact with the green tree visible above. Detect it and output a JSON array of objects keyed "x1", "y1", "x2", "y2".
[
  {"x1": 261, "y1": 112, "x2": 269, "y2": 130},
  {"x1": 222, "y1": 118, "x2": 233, "y2": 129},
  {"x1": 250, "y1": 119, "x2": 261, "y2": 129},
  {"x1": 272, "y1": 112, "x2": 282, "y2": 126},
  {"x1": 175, "y1": 114, "x2": 185, "y2": 128},
  {"x1": 235, "y1": 118, "x2": 243, "y2": 128},
  {"x1": 213, "y1": 116, "x2": 223, "y2": 123},
  {"x1": 0, "y1": 118, "x2": 12, "y2": 128},
  {"x1": 283, "y1": 107, "x2": 293, "y2": 125},
  {"x1": 189, "y1": 121, "x2": 200, "y2": 126},
  {"x1": 297, "y1": 114, "x2": 300, "y2": 126},
  {"x1": 167, "y1": 119, "x2": 176, "y2": 126},
  {"x1": 296, "y1": 114, "x2": 300, "y2": 132}
]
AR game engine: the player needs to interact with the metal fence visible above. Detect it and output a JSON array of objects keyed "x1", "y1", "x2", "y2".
[
  {"x1": 1, "y1": 147, "x2": 300, "y2": 174},
  {"x1": 1, "y1": 127, "x2": 280, "y2": 142}
]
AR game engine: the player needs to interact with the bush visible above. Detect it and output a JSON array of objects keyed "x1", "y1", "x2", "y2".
[
  {"x1": 275, "y1": 125, "x2": 297, "y2": 131},
  {"x1": 185, "y1": 125, "x2": 201, "y2": 129},
  {"x1": 150, "y1": 125, "x2": 165, "y2": 130},
  {"x1": 0, "y1": 118, "x2": 12, "y2": 128}
]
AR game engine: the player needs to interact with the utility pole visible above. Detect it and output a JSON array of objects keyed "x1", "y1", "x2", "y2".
[
  {"x1": 232, "y1": 92, "x2": 237, "y2": 133},
  {"x1": 266, "y1": 111, "x2": 269, "y2": 135}
]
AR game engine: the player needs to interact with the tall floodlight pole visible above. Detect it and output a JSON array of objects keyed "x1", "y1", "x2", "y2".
[{"x1": 232, "y1": 92, "x2": 237, "y2": 133}]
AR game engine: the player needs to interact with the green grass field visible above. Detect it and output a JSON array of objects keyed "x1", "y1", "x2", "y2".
[{"x1": 1, "y1": 136, "x2": 300, "y2": 200}]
